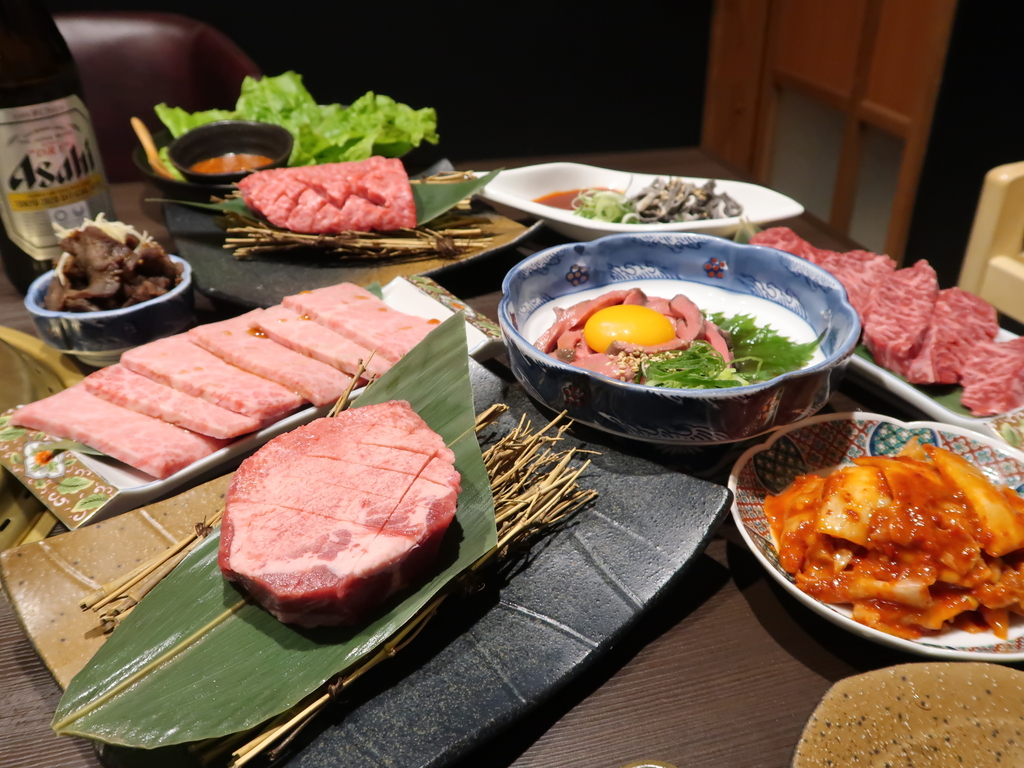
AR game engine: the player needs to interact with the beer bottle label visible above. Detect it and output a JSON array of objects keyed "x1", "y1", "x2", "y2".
[{"x1": 0, "y1": 95, "x2": 113, "y2": 262}]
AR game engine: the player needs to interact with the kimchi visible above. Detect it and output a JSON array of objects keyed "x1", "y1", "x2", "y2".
[{"x1": 766, "y1": 440, "x2": 1024, "y2": 639}]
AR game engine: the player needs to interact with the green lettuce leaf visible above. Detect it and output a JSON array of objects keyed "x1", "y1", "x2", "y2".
[{"x1": 153, "y1": 72, "x2": 439, "y2": 167}]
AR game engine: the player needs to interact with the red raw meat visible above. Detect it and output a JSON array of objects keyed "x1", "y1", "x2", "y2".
[
  {"x1": 752, "y1": 227, "x2": 896, "y2": 319},
  {"x1": 83, "y1": 364, "x2": 260, "y2": 439},
  {"x1": 219, "y1": 400, "x2": 460, "y2": 627},
  {"x1": 254, "y1": 305, "x2": 392, "y2": 380},
  {"x1": 237, "y1": 157, "x2": 416, "y2": 234},
  {"x1": 122, "y1": 335, "x2": 304, "y2": 421},
  {"x1": 960, "y1": 339, "x2": 1024, "y2": 416},
  {"x1": 862, "y1": 260, "x2": 939, "y2": 378},
  {"x1": 282, "y1": 283, "x2": 437, "y2": 364},
  {"x1": 750, "y1": 227, "x2": 820, "y2": 260},
  {"x1": 10, "y1": 385, "x2": 226, "y2": 479},
  {"x1": 904, "y1": 288, "x2": 1000, "y2": 385},
  {"x1": 533, "y1": 290, "x2": 632, "y2": 353},
  {"x1": 189, "y1": 310, "x2": 353, "y2": 407}
]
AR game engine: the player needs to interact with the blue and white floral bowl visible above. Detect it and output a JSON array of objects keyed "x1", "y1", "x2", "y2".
[
  {"x1": 25, "y1": 255, "x2": 193, "y2": 368},
  {"x1": 498, "y1": 233, "x2": 861, "y2": 444}
]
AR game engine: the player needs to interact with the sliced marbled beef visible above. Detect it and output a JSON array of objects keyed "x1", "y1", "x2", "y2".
[
  {"x1": 253, "y1": 305, "x2": 392, "y2": 380},
  {"x1": 862, "y1": 260, "x2": 939, "y2": 378},
  {"x1": 189, "y1": 310, "x2": 352, "y2": 407},
  {"x1": 83, "y1": 364, "x2": 260, "y2": 439},
  {"x1": 121, "y1": 335, "x2": 304, "y2": 421},
  {"x1": 237, "y1": 157, "x2": 416, "y2": 234},
  {"x1": 282, "y1": 283, "x2": 437, "y2": 363},
  {"x1": 904, "y1": 288, "x2": 1000, "y2": 385},
  {"x1": 10, "y1": 385, "x2": 226, "y2": 479},
  {"x1": 960, "y1": 339, "x2": 1024, "y2": 416},
  {"x1": 218, "y1": 400, "x2": 460, "y2": 627},
  {"x1": 751, "y1": 227, "x2": 896, "y2": 320}
]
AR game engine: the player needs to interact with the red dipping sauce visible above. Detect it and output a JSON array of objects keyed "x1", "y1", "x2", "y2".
[{"x1": 533, "y1": 187, "x2": 623, "y2": 210}]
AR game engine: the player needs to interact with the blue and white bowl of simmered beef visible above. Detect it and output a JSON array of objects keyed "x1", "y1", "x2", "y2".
[{"x1": 25, "y1": 215, "x2": 193, "y2": 367}]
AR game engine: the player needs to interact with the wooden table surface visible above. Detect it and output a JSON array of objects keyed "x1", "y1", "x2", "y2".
[{"x1": 1, "y1": 148, "x2": 924, "y2": 768}]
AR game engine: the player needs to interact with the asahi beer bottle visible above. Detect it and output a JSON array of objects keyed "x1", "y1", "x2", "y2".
[{"x1": 0, "y1": 0, "x2": 114, "y2": 293}]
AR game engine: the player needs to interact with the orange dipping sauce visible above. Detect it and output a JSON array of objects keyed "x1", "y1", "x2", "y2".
[
  {"x1": 190, "y1": 153, "x2": 273, "y2": 174},
  {"x1": 533, "y1": 188, "x2": 622, "y2": 210}
]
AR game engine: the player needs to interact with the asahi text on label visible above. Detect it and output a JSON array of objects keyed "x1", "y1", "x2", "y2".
[{"x1": 0, "y1": 96, "x2": 113, "y2": 261}]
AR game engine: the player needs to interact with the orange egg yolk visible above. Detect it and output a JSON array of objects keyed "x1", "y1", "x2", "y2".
[{"x1": 583, "y1": 304, "x2": 677, "y2": 353}]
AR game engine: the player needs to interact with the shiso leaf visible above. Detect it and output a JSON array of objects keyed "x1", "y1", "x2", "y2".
[
  {"x1": 709, "y1": 312, "x2": 822, "y2": 382},
  {"x1": 52, "y1": 313, "x2": 496, "y2": 747}
]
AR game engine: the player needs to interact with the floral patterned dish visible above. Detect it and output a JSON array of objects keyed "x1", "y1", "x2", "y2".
[
  {"x1": 498, "y1": 233, "x2": 861, "y2": 444},
  {"x1": 729, "y1": 411, "x2": 1024, "y2": 660}
]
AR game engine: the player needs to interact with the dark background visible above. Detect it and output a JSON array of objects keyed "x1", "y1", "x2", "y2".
[
  {"x1": 43, "y1": 0, "x2": 714, "y2": 162},
  {"x1": 904, "y1": 1, "x2": 1024, "y2": 289},
  {"x1": 41, "y1": 0, "x2": 1024, "y2": 291}
]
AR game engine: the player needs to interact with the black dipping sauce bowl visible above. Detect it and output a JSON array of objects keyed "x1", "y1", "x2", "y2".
[{"x1": 167, "y1": 120, "x2": 293, "y2": 184}]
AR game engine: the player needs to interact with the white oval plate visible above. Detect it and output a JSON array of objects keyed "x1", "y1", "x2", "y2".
[
  {"x1": 479, "y1": 162, "x2": 804, "y2": 241},
  {"x1": 729, "y1": 411, "x2": 1024, "y2": 661}
]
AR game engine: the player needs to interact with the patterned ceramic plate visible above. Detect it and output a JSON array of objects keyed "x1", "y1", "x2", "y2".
[{"x1": 729, "y1": 412, "x2": 1024, "y2": 660}]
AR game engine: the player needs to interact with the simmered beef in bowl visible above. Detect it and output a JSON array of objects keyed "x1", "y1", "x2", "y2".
[{"x1": 44, "y1": 214, "x2": 183, "y2": 312}]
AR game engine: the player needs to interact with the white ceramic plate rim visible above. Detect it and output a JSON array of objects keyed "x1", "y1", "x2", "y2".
[
  {"x1": 728, "y1": 410, "x2": 1024, "y2": 661},
  {"x1": 846, "y1": 329, "x2": 1020, "y2": 442},
  {"x1": 54, "y1": 277, "x2": 499, "y2": 524},
  {"x1": 478, "y1": 162, "x2": 804, "y2": 234}
]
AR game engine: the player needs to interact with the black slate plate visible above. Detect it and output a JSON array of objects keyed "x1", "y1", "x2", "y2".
[
  {"x1": 162, "y1": 202, "x2": 543, "y2": 310},
  {"x1": 99, "y1": 361, "x2": 731, "y2": 768}
]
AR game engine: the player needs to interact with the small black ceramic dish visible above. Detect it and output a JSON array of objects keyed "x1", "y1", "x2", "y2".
[
  {"x1": 132, "y1": 129, "x2": 235, "y2": 202},
  {"x1": 167, "y1": 120, "x2": 293, "y2": 184}
]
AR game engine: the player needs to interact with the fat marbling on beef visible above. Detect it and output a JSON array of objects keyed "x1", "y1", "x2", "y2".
[
  {"x1": 237, "y1": 157, "x2": 416, "y2": 234},
  {"x1": 904, "y1": 288, "x2": 1000, "y2": 385},
  {"x1": 219, "y1": 400, "x2": 461, "y2": 627},
  {"x1": 960, "y1": 338, "x2": 1024, "y2": 416},
  {"x1": 861, "y1": 260, "x2": 939, "y2": 378}
]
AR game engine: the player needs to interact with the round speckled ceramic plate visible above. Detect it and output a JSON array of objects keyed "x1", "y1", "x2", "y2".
[{"x1": 729, "y1": 412, "x2": 1024, "y2": 661}]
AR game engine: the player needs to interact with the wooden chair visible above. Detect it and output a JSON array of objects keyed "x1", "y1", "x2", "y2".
[
  {"x1": 959, "y1": 162, "x2": 1024, "y2": 323},
  {"x1": 54, "y1": 12, "x2": 261, "y2": 182}
]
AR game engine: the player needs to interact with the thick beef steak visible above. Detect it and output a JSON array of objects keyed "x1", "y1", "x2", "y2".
[{"x1": 219, "y1": 400, "x2": 461, "y2": 627}]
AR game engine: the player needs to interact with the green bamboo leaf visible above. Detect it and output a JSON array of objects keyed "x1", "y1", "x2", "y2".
[
  {"x1": 146, "y1": 197, "x2": 255, "y2": 218},
  {"x1": 8, "y1": 452, "x2": 20, "y2": 464},
  {"x1": 53, "y1": 313, "x2": 496, "y2": 747},
  {"x1": 46, "y1": 439, "x2": 109, "y2": 457},
  {"x1": 0, "y1": 415, "x2": 8, "y2": 427},
  {"x1": 412, "y1": 170, "x2": 500, "y2": 225},
  {"x1": 57, "y1": 476, "x2": 93, "y2": 495},
  {"x1": 0, "y1": 427, "x2": 26, "y2": 441},
  {"x1": 71, "y1": 493, "x2": 108, "y2": 513}
]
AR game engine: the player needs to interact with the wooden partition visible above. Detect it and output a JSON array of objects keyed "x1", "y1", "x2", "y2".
[{"x1": 703, "y1": 0, "x2": 957, "y2": 262}]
